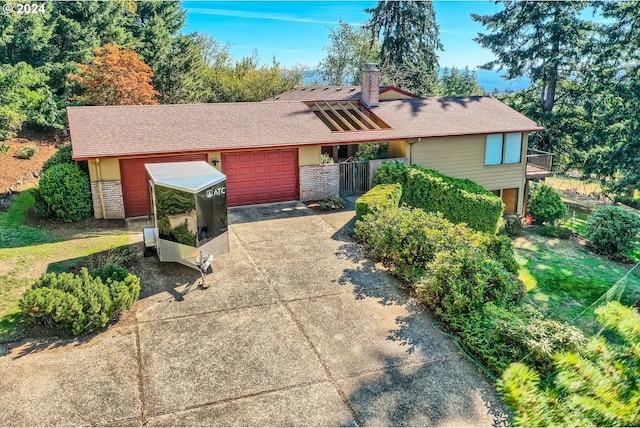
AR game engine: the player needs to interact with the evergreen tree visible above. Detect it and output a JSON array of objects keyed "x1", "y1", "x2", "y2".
[
  {"x1": 581, "y1": 2, "x2": 640, "y2": 195},
  {"x1": 438, "y1": 67, "x2": 483, "y2": 96},
  {"x1": 365, "y1": 1, "x2": 443, "y2": 95},
  {"x1": 472, "y1": 1, "x2": 592, "y2": 113},
  {"x1": 499, "y1": 302, "x2": 640, "y2": 426}
]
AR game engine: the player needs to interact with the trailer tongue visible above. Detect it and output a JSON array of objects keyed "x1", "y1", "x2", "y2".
[{"x1": 143, "y1": 161, "x2": 229, "y2": 287}]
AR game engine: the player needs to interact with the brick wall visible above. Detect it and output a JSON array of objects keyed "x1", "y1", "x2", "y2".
[
  {"x1": 91, "y1": 181, "x2": 125, "y2": 219},
  {"x1": 299, "y1": 163, "x2": 340, "y2": 201},
  {"x1": 368, "y1": 157, "x2": 409, "y2": 187}
]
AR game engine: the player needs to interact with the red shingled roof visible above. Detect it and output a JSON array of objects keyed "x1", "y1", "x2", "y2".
[{"x1": 68, "y1": 96, "x2": 544, "y2": 160}]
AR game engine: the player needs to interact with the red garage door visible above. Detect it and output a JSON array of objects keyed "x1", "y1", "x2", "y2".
[
  {"x1": 120, "y1": 154, "x2": 207, "y2": 217},
  {"x1": 222, "y1": 149, "x2": 298, "y2": 206}
]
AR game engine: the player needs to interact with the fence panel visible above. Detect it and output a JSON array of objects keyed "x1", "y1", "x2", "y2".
[{"x1": 339, "y1": 161, "x2": 370, "y2": 195}]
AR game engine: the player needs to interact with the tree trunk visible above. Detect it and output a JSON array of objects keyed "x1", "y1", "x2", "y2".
[{"x1": 542, "y1": 76, "x2": 557, "y2": 112}]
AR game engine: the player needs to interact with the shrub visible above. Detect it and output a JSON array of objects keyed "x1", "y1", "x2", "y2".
[
  {"x1": 34, "y1": 163, "x2": 92, "y2": 222},
  {"x1": 355, "y1": 206, "x2": 519, "y2": 282},
  {"x1": 585, "y1": 205, "x2": 640, "y2": 258},
  {"x1": 94, "y1": 264, "x2": 129, "y2": 282},
  {"x1": 374, "y1": 161, "x2": 503, "y2": 234},
  {"x1": 502, "y1": 215, "x2": 522, "y2": 237},
  {"x1": 318, "y1": 195, "x2": 346, "y2": 210},
  {"x1": 19, "y1": 268, "x2": 140, "y2": 335},
  {"x1": 617, "y1": 196, "x2": 640, "y2": 210},
  {"x1": 0, "y1": 142, "x2": 9, "y2": 154},
  {"x1": 527, "y1": 183, "x2": 566, "y2": 224},
  {"x1": 416, "y1": 248, "x2": 521, "y2": 321},
  {"x1": 451, "y1": 303, "x2": 586, "y2": 375},
  {"x1": 0, "y1": 106, "x2": 25, "y2": 140},
  {"x1": 355, "y1": 142, "x2": 388, "y2": 160},
  {"x1": 320, "y1": 153, "x2": 334, "y2": 164},
  {"x1": 486, "y1": 234, "x2": 519, "y2": 274},
  {"x1": 16, "y1": 144, "x2": 37, "y2": 159},
  {"x1": 539, "y1": 224, "x2": 572, "y2": 239},
  {"x1": 355, "y1": 183, "x2": 402, "y2": 220},
  {"x1": 42, "y1": 144, "x2": 89, "y2": 175},
  {"x1": 498, "y1": 302, "x2": 640, "y2": 427}
]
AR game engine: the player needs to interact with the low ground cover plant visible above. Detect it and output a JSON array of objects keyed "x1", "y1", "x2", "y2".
[
  {"x1": 16, "y1": 144, "x2": 37, "y2": 159},
  {"x1": 318, "y1": 195, "x2": 346, "y2": 210},
  {"x1": 19, "y1": 266, "x2": 140, "y2": 335},
  {"x1": 373, "y1": 161, "x2": 503, "y2": 234}
]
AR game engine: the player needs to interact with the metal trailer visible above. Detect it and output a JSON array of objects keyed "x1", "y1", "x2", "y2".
[{"x1": 143, "y1": 161, "x2": 229, "y2": 286}]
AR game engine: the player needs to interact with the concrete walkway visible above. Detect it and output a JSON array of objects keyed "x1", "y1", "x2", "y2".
[{"x1": 0, "y1": 202, "x2": 507, "y2": 426}]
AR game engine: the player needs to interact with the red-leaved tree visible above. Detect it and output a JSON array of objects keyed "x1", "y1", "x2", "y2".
[{"x1": 69, "y1": 43, "x2": 159, "y2": 105}]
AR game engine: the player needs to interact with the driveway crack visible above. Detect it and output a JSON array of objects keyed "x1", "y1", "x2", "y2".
[{"x1": 134, "y1": 321, "x2": 148, "y2": 425}]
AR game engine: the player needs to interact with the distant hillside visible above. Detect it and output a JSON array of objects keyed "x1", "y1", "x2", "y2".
[{"x1": 302, "y1": 69, "x2": 531, "y2": 93}]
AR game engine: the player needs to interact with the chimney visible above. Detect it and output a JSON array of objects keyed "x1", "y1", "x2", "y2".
[{"x1": 361, "y1": 63, "x2": 380, "y2": 108}]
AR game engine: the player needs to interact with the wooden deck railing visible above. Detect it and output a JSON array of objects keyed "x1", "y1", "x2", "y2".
[{"x1": 527, "y1": 148, "x2": 553, "y2": 172}]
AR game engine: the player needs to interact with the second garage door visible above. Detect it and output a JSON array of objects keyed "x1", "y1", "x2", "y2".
[
  {"x1": 120, "y1": 154, "x2": 207, "y2": 217},
  {"x1": 222, "y1": 149, "x2": 298, "y2": 206}
]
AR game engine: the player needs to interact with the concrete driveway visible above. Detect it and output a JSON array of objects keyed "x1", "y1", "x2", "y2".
[{"x1": 0, "y1": 201, "x2": 506, "y2": 426}]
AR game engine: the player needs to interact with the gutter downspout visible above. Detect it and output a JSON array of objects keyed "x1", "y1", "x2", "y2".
[{"x1": 95, "y1": 159, "x2": 107, "y2": 219}]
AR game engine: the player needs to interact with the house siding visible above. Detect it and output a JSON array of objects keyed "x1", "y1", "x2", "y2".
[
  {"x1": 90, "y1": 180, "x2": 124, "y2": 219},
  {"x1": 411, "y1": 134, "x2": 528, "y2": 214},
  {"x1": 299, "y1": 145, "x2": 321, "y2": 166}
]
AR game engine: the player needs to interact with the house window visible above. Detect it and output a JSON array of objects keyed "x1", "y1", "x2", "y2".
[{"x1": 484, "y1": 133, "x2": 523, "y2": 166}]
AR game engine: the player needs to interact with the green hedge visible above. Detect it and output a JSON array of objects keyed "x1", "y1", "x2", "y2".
[
  {"x1": 374, "y1": 161, "x2": 504, "y2": 234},
  {"x1": 355, "y1": 183, "x2": 402, "y2": 220}
]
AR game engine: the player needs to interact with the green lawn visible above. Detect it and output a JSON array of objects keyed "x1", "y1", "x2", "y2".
[
  {"x1": 0, "y1": 191, "x2": 128, "y2": 341},
  {"x1": 515, "y1": 229, "x2": 640, "y2": 336}
]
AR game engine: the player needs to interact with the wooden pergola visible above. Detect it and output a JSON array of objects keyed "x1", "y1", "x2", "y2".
[{"x1": 308, "y1": 101, "x2": 389, "y2": 131}]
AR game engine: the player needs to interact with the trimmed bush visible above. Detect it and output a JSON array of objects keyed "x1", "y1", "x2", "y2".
[
  {"x1": 374, "y1": 161, "x2": 503, "y2": 234},
  {"x1": 34, "y1": 163, "x2": 92, "y2": 222},
  {"x1": 416, "y1": 247, "x2": 521, "y2": 321},
  {"x1": 585, "y1": 205, "x2": 640, "y2": 259},
  {"x1": 355, "y1": 183, "x2": 402, "y2": 220},
  {"x1": 19, "y1": 268, "x2": 141, "y2": 335},
  {"x1": 527, "y1": 183, "x2": 566, "y2": 224},
  {"x1": 355, "y1": 206, "x2": 519, "y2": 282},
  {"x1": 42, "y1": 144, "x2": 89, "y2": 175},
  {"x1": 16, "y1": 144, "x2": 37, "y2": 159}
]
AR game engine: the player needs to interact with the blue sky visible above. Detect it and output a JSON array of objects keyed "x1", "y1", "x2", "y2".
[{"x1": 182, "y1": 1, "x2": 503, "y2": 70}]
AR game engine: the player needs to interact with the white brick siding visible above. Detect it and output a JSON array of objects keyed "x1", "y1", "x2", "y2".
[
  {"x1": 299, "y1": 164, "x2": 340, "y2": 201},
  {"x1": 90, "y1": 181, "x2": 125, "y2": 219}
]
